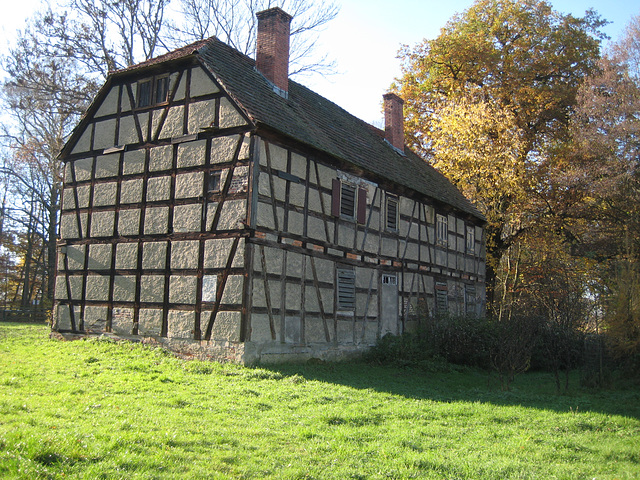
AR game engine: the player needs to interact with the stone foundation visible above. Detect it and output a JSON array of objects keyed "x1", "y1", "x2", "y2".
[{"x1": 51, "y1": 329, "x2": 370, "y2": 365}]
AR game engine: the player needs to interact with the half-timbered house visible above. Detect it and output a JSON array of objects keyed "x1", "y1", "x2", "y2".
[{"x1": 53, "y1": 8, "x2": 486, "y2": 363}]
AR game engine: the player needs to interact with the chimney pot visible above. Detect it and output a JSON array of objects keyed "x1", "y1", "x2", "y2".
[
  {"x1": 383, "y1": 93, "x2": 405, "y2": 151},
  {"x1": 256, "y1": 7, "x2": 292, "y2": 95}
]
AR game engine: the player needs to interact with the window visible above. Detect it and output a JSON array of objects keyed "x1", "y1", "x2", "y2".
[
  {"x1": 382, "y1": 274, "x2": 397, "y2": 286},
  {"x1": 435, "y1": 282, "x2": 448, "y2": 314},
  {"x1": 332, "y1": 179, "x2": 367, "y2": 223},
  {"x1": 386, "y1": 195, "x2": 398, "y2": 231},
  {"x1": 155, "y1": 76, "x2": 169, "y2": 104},
  {"x1": 137, "y1": 80, "x2": 152, "y2": 108},
  {"x1": 436, "y1": 214, "x2": 448, "y2": 246},
  {"x1": 137, "y1": 75, "x2": 169, "y2": 108},
  {"x1": 336, "y1": 267, "x2": 356, "y2": 311},
  {"x1": 464, "y1": 285, "x2": 476, "y2": 317},
  {"x1": 340, "y1": 183, "x2": 356, "y2": 218},
  {"x1": 208, "y1": 171, "x2": 221, "y2": 194},
  {"x1": 466, "y1": 226, "x2": 475, "y2": 254}
]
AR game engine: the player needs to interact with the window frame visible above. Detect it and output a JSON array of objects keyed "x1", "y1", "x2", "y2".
[
  {"x1": 336, "y1": 267, "x2": 356, "y2": 312},
  {"x1": 436, "y1": 214, "x2": 448, "y2": 246},
  {"x1": 332, "y1": 178, "x2": 367, "y2": 224},
  {"x1": 435, "y1": 281, "x2": 448, "y2": 315},
  {"x1": 136, "y1": 74, "x2": 170, "y2": 109},
  {"x1": 466, "y1": 226, "x2": 476, "y2": 254},
  {"x1": 385, "y1": 194, "x2": 399, "y2": 232}
]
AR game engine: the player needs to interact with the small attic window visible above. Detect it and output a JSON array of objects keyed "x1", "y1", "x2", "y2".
[
  {"x1": 137, "y1": 75, "x2": 169, "y2": 108},
  {"x1": 155, "y1": 76, "x2": 169, "y2": 104},
  {"x1": 137, "y1": 80, "x2": 151, "y2": 108}
]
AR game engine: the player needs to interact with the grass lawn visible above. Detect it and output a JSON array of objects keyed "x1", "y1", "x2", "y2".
[{"x1": 0, "y1": 322, "x2": 639, "y2": 479}]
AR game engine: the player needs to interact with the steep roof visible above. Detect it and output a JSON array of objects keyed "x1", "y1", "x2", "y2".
[
  {"x1": 84, "y1": 36, "x2": 484, "y2": 221},
  {"x1": 195, "y1": 38, "x2": 483, "y2": 221}
]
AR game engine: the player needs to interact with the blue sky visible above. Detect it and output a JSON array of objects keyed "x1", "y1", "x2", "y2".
[{"x1": 1, "y1": 0, "x2": 637, "y2": 126}]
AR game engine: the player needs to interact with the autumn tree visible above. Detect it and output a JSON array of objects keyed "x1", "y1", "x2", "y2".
[
  {"x1": 394, "y1": 0, "x2": 607, "y2": 314},
  {"x1": 564, "y1": 14, "x2": 640, "y2": 368}
]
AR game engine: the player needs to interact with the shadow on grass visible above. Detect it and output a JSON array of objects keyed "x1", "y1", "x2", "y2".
[{"x1": 268, "y1": 361, "x2": 640, "y2": 420}]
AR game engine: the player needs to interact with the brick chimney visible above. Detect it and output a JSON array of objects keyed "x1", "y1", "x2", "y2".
[
  {"x1": 256, "y1": 7, "x2": 292, "y2": 95},
  {"x1": 383, "y1": 93, "x2": 405, "y2": 151}
]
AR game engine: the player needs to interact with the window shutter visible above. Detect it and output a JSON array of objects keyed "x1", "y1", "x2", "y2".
[
  {"x1": 332, "y1": 178, "x2": 341, "y2": 217},
  {"x1": 357, "y1": 187, "x2": 367, "y2": 224}
]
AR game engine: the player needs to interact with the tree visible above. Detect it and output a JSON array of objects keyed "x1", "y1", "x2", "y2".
[
  {"x1": 565, "y1": 14, "x2": 640, "y2": 369},
  {"x1": 0, "y1": 10, "x2": 96, "y2": 304},
  {"x1": 173, "y1": 0, "x2": 339, "y2": 76},
  {"x1": 394, "y1": 0, "x2": 607, "y2": 313}
]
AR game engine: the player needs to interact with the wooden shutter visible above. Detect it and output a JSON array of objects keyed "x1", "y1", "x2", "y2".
[
  {"x1": 331, "y1": 178, "x2": 341, "y2": 217},
  {"x1": 357, "y1": 187, "x2": 367, "y2": 224}
]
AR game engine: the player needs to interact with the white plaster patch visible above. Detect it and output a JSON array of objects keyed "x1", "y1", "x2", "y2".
[
  {"x1": 87, "y1": 244, "x2": 112, "y2": 270},
  {"x1": 211, "y1": 135, "x2": 240, "y2": 164},
  {"x1": 140, "y1": 275, "x2": 165, "y2": 303},
  {"x1": 173, "y1": 204, "x2": 202, "y2": 233},
  {"x1": 138, "y1": 308, "x2": 163, "y2": 336},
  {"x1": 187, "y1": 99, "x2": 216, "y2": 134},
  {"x1": 113, "y1": 275, "x2": 136, "y2": 302},
  {"x1": 175, "y1": 171, "x2": 204, "y2": 199},
  {"x1": 144, "y1": 207, "x2": 169, "y2": 235},
  {"x1": 120, "y1": 178, "x2": 143, "y2": 204},
  {"x1": 118, "y1": 209, "x2": 141, "y2": 236},
  {"x1": 219, "y1": 97, "x2": 246, "y2": 129},
  {"x1": 92, "y1": 182, "x2": 117, "y2": 207},
  {"x1": 123, "y1": 149, "x2": 145, "y2": 175},
  {"x1": 85, "y1": 275, "x2": 110, "y2": 301},
  {"x1": 159, "y1": 105, "x2": 184, "y2": 139},
  {"x1": 115, "y1": 242, "x2": 139, "y2": 270},
  {"x1": 170, "y1": 240, "x2": 199, "y2": 270},
  {"x1": 74, "y1": 158, "x2": 94, "y2": 182},
  {"x1": 167, "y1": 310, "x2": 195, "y2": 339},
  {"x1": 142, "y1": 242, "x2": 167, "y2": 270},
  {"x1": 149, "y1": 145, "x2": 173, "y2": 172},
  {"x1": 190, "y1": 66, "x2": 220, "y2": 97},
  {"x1": 202, "y1": 275, "x2": 217, "y2": 302},
  {"x1": 91, "y1": 211, "x2": 115, "y2": 237},
  {"x1": 169, "y1": 275, "x2": 197, "y2": 304},
  {"x1": 177, "y1": 140, "x2": 206, "y2": 168},
  {"x1": 93, "y1": 118, "x2": 117, "y2": 150},
  {"x1": 94, "y1": 153, "x2": 120, "y2": 179}
]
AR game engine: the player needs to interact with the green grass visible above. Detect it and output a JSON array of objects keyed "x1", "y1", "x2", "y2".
[{"x1": 0, "y1": 322, "x2": 639, "y2": 479}]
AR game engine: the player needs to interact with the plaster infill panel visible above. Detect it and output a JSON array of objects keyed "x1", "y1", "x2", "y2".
[
  {"x1": 177, "y1": 140, "x2": 206, "y2": 169},
  {"x1": 87, "y1": 244, "x2": 112, "y2": 270},
  {"x1": 189, "y1": 66, "x2": 220, "y2": 97},
  {"x1": 118, "y1": 209, "x2": 141, "y2": 236},
  {"x1": 92, "y1": 182, "x2": 118, "y2": 207},
  {"x1": 203, "y1": 237, "x2": 244, "y2": 269},
  {"x1": 175, "y1": 171, "x2": 204, "y2": 199},
  {"x1": 90, "y1": 211, "x2": 115, "y2": 238},
  {"x1": 142, "y1": 242, "x2": 168, "y2": 270},
  {"x1": 115, "y1": 242, "x2": 139, "y2": 270},
  {"x1": 138, "y1": 308, "x2": 163, "y2": 336},
  {"x1": 170, "y1": 240, "x2": 200, "y2": 270},
  {"x1": 208, "y1": 310, "x2": 241, "y2": 342},
  {"x1": 140, "y1": 275, "x2": 165, "y2": 303},
  {"x1": 144, "y1": 207, "x2": 169, "y2": 235},
  {"x1": 94, "y1": 153, "x2": 120, "y2": 179},
  {"x1": 123, "y1": 149, "x2": 145, "y2": 175},
  {"x1": 149, "y1": 145, "x2": 173, "y2": 172},
  {"x1": 57, "y1": 244, "x2": 86, "y2": 271},
  {"x1": 173, "y1": 204, "x2": 202, "y2": 233}
]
